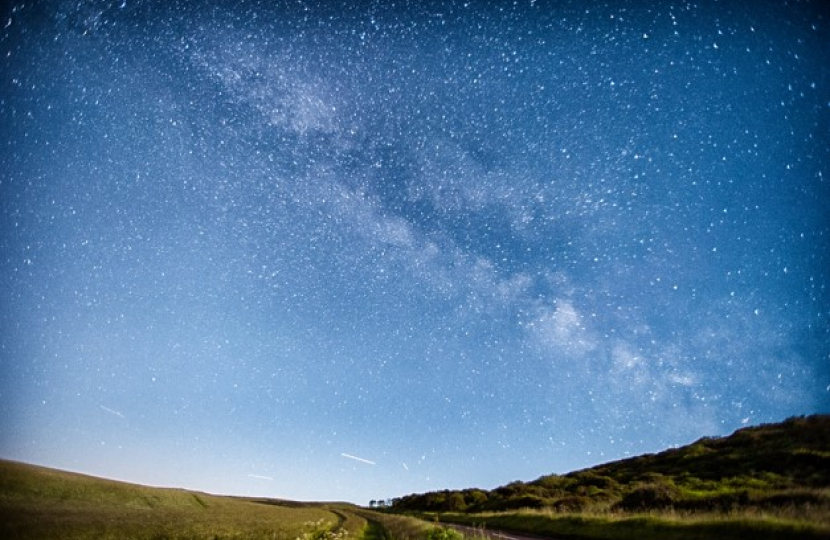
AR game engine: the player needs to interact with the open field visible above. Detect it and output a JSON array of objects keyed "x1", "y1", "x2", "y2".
[
  {"x1": 0, "y1": 460, "x2": 345, "y2": 540},
  {"x1": 0, "y1": 460, "x2": 455, "y2": 540}
]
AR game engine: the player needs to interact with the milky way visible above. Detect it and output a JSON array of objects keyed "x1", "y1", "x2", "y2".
[{"x1": 1, "y1": 1, "x2": 828, "y2": 503}]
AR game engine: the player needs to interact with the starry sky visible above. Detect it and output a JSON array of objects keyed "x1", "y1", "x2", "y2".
[{"x1": 1, "y1": 0, "x2": 828, "y2": 504}]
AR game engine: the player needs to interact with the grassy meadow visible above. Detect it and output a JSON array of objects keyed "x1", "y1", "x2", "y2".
[
  {"x1": 0, "y1": 459, "x2": 459, "y2": 540},
  {"x1": 429, "y1": 508, "x2": 830, "y2": 540},
  {"x1": 0, "y1": 460, "x2": 345, "y2": 540}
]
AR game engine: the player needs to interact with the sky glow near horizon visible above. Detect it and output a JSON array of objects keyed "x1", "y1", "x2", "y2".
[{"x1": 1, "y1": 0, "x2": 828, "y2": 504}]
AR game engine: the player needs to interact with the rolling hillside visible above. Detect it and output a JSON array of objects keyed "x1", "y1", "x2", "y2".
[
  {"x1": 0, "y1": 460, "x2": 357, "y2": 540},
  {"x1": 390, "y1": 415, "x2": 830, "y2": 513},
  {"x1": 1, "y1": 415, "x2": 827, "y2": 540}
]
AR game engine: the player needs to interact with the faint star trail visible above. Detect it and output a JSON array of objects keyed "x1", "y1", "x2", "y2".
[{"x1": 0, "y1": 0, "x2": 825, "y2": 504}]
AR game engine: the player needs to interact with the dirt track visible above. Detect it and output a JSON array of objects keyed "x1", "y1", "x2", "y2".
[{"x1": 445, "y1": 523, "x2": 569, "y2": 540}]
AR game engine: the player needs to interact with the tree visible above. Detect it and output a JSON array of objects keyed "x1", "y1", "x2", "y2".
[{"x1": 446, "y1": 492, "x2": 467, "y2": 512}]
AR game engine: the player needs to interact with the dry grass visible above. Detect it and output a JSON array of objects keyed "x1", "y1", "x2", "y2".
[
  {"x1": 432, "y1": 508, "x2": 830, "y2": 540},
  {"x1": 0, "y1": 460, "x2": 335, "y2": 540},
  {"x1": 353, "y1": 510, "x2": 436, "y2": 540}
]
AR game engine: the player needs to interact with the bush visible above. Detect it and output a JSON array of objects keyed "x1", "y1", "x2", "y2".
[
  {"x1": 297, "y1": 519, "x2": 349, "y2": 540},
  {"x1": 552, "y1": 496, "x2": 592, "y2": 513},
  {"x1": 757, "y1": 490, "x2": 827, "y2": 508},
  {"x1": 569, "y1": 471, "x2": 620, "y2": 491},
  {"x1": 426, "y1": 527, "x2": 462, "y2": 540},
  {"x1": 675, "y1": 490, "x2": 750, "y2": 512},
  {"x1": 501, "y1": 494, "x2": 548, "y2": 510},
  {"x1": 617, "y1": 482, "x2": 680, "y2": 511}
]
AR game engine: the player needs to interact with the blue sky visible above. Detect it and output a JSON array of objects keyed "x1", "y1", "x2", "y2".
[{"x1": 1, "y1": 0, "x2": 828, "y2": 503}]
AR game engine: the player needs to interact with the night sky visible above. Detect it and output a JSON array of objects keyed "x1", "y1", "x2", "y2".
[{"x1": 1, "y1": 0, "x2": 828, "y2": 504}]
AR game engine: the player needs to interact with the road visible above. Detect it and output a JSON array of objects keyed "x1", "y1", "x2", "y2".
[{"x1": 444, "y1": 523, "x2": 569, "y2": 540}]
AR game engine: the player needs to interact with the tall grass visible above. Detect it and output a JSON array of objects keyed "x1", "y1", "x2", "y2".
[
  {"x1": 328, "y1": 506, "x2": 369, "y2": 537},
  {"x1": 353, "y1": 510, "x2": 436, "y2": 540},
  {"x1": 433, "y1": 509, "x2": 830, "y2": 540},
  {"x1": 361, "y1": 519, "x2": 391, "y2": 540}
]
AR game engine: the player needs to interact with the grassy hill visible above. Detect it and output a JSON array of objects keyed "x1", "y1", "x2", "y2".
[
  {"x1": 0, "y1": 460, "x2": 459, "y2": 540},
  {"x1": 390, "y1": 415, "x2": 830, "y2": 514},
  {"x1": 386, "y1": 416, "x2": 830, "y2": 540},
  {"x1": 0, "y1": 460, "x2": 360, "y2": 540},
  {"x1": 2, "y1": 416, "x2": 827, "y2": 540}
]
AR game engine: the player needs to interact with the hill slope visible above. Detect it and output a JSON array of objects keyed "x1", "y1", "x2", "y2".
[
  {"x1": 390, "y1": 415, "x2": 830, "y2": 513},
  {"x1": 0, "y1": 460, "x2": 352, "y2": 540}
]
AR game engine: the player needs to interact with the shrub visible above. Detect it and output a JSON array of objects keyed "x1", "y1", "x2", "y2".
[
  {"x1": 675, "y1": 490, "x2": 751, "y2": 512},
  {"x1": 425, "y1": 527, "x2": 462, "y2": 540},
  {"x1": 569, "y1": 471, "x2": 619, "y2": 491},
  {"x1": 502, "y1": 494, "x2": 548, "y2": 510},
  {"x1": 459, "y1": 489, "x2": 489, "y2": 512},
  {"x1": 757, "y1": 490, "x2": 827, "y2": 508},
  {"x1": 616, "y1": 482, "x2": 680, "y2": 511},
  {"x1": 445, "y1": 493, "x2": 467, "y2": 512},
  {"x1": 552, "y1": 496, "x2": 592, "y2": 513},
  {"x1": 297, "y1": 519, "x2": 349, "y2": 540}
]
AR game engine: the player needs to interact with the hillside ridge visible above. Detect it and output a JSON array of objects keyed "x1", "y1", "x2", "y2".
[{"x1": 389, "y1": 415, "x2": 830, "y2": 513}]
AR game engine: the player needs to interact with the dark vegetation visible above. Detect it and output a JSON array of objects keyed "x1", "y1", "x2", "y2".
[
  {"x1": 389, "y1": 415, "x2": 830, "y2": 515},
  {"x1": 433, "y1": 511, "x2": 829, "y2": 540}
]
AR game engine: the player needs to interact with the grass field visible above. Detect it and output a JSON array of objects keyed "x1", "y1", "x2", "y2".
[
  {"x1": 429, "y1": 508, "x2": 830, "y2": 540},
  {"x1": 4, "y1": 457, "x2": 828, "y2": 540},
  {"x1": 352, "y1": 510, "x2": 435, "y2": 540},
  {"x1": 0, "y1": 460, "x2": 343, "y2": 540},
  {"x1": 0, "y1": 460, "x2": 456, "y2": 540}
]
